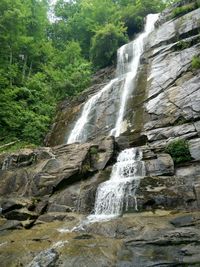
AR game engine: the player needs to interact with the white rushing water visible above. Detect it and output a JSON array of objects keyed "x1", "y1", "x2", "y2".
[
  {"x1": 57, "y1": 147, "x2": 145, "y2": 233},
  {"x1": 110, "y1": 13, "x2": 159, "y2": 137},
  {"x1": 67, "y1": 14, "x2": 158, "y2": 144},
  {"x1": 67, "y1": 78, "x2": 118, "y2": 144},
  {"x1": 88, "y1": 147, "x2": 145, "y2": 222}
]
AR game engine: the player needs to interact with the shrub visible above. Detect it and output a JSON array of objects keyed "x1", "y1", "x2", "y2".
[
  {"x1": 175, "y1": 40, "x2": 190, "y2": 51},
  {"x1": 191, "y1": 55, "x2": 200, "y2": 69},
  {"x1": 90, "y1": 146, "x2": 98, "y2": 155},
  {"x1": 165, "y1": 139, "x2": 192, "y2": 164},
  {"x1": 90, "y1": 23, "x2": 127, "y2": 69},
  {"x1": 171, "y1": 3, "x2": 196, "y2": 18}
]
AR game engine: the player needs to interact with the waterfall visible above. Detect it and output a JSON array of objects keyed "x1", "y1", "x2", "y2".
[
  {"x1": 67, "y1": 78, "x2": 118, "y2": 144},
  {"x1": 88, "y1": 147, "x2": 145, "y2": 221},
  {"x1": 67, "y1": 14, "x2": 158, "y2": 144},
  {"x1": 110, "y1": 13, "x2": 159, "y2": 137}
]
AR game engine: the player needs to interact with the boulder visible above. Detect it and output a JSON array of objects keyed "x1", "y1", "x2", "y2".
[
  {"x1": 0, "y1": 220, "x2": 22, "y2": 231},
  {"x1": 145, "y1": 153, "x2": 174, "y2": 176},
  {"x1": 37, "y1": 212, "x2": 74, "y2": 223},
  {"x1": 136, "y1": 175, "x2": 196, "y2": 211},
  {"x1": 194, "y1": 183, "x2": 200, "y2": 208},
  {"x1": 47, "y1": 204, "x2": 73, "y2": 213},
  {"x1": 0, "y1": 198, "x2": 31, "y2": 215},
  {"x1": 77, "y1": 167, "x2": 112, "y2": 213},
  {"x1": 170, "y1": 214, "x2": 200, "y2": 227},
  {"x1": 189, "y1": 138, "x2": 200, "y2": 160},
  {"x1": 28, "y1": 249, "x2": 59, "y2": 267},
  {"x1": 4, "y1": 208, "x2": 38, "y2": 221},
  {"x1": 91, "y1": 136, "x2": 114, "y2": 170},
  {"x1": 194, "y1": 121, "x2": 200, "y2": 136}
]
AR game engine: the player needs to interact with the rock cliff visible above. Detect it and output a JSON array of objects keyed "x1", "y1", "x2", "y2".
[{"x1": 0, "y1": 1, "x2": 200, "y2": 266}]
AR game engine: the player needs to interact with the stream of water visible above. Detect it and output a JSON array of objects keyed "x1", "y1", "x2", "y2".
[
  {"x1": 67, "y1": 14, "x2": 159, "y2": 144},
  {"x1": 88, "y1": 147, "x2": 145, "y2": 222},
  {"x1": 60, "y1": 14, "x2": 159, "y2": 229}
]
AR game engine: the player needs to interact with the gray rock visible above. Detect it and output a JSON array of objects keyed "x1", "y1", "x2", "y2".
[
  {"x1": 28, "y1": 249, "x2": 58, "y2": 267},
  {"x1": 144, "y1": 73, "x2": 200, "y2": 131},
  {"x1": 0, "y1": 199, "x2": 25, "y2": 214},
  {"x1": 194, "y1": 183, "x2": 200, "y2": 208},
  {"x1": 170, "y1": 214, "x2": 200, "y2": 227},
  {"x1": 194, "y1": 121, "x2": 200, "y2": 136},
  {"x1": 77, "y1": 167, "x2": 112, "y2": 213},
  {"x1": 136, "y1": 175, "x2": 196, "y2": 210},
  {"x1": 4, "y1": 208, "x2": 38, "y2": 221},
  {"x1": 175, "y1": 163, "x2": 200, "y2": 181},
  {"x1": 1, "y1": 149, "x2": 37, "y2": 170},
  {"x1": 47, "y1": 204, "x2": 73, "y2": 213},
  {"x1": 149, "y1": 8, "x2": 200, "y2": 48},
  {"x1": 37, "y1": 212, "x2": 73, "y2": 223},
  {"x1": 189, "y1": 138, "x2": 200, "y2": 160},
  {"x1": 145, "y1": 153, "x2": 174, "y2": 176},
  {"x1": 91, "y1": 136, "x2": 114, "y2": 170},
  {"x1": 0, "y1": 220, "x2": 22, "y2": 231},
  {"x1": 145, "y1": 123, "x2": 196, "y2": 142}
]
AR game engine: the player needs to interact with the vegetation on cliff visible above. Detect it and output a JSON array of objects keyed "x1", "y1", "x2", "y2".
[{"x1": 0, "y1": 0, "x2": 178, "y2": 148}]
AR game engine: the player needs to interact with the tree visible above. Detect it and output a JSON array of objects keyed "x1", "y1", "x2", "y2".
[{"x1": 90, "y1": 23, "x2": 128, "y2": 69}]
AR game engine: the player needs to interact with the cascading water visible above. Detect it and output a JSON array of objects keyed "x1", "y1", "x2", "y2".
[
  {"x1": 67, "y1": 14, "x2": 159, "y2": 144},
  {"x1": 88, "y1": 147, "x2": 145, "y2": 221},
  {"x1": 67, "y1": 78, "x2": 118, "y2": 144},
  {"x1": 57, "y1": 147, "x2": 145, "y2": 232},
  {"x1": 110, "y1": 13, "x2": 159, "y2": 137}
]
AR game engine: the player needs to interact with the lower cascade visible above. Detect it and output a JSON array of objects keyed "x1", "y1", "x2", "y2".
[{"x1": 88, "y1": 147, "x2": 145, "y2": 221}]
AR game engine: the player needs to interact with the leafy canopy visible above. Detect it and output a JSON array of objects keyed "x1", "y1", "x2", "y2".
[{"x1": 0, "y1": 0, "x2": 167, "y2": 149}]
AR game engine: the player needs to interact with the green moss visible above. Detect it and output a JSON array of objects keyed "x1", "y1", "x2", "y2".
[
  {"x1": 90, "y1": 147, "x2": 98, "y2": 155},
  {"x1": 175, "y1": 40, "x2": 190, "y2": 50},
  {"x1": 0, "y1": 140, "x2": 36, "y2": 154},
  {"x1": 191, "y1": 55, "x2": 200, "y2": 69},
  {"x1": 171, "y1": 2, "x2": 197, "y2": 19},
  {"x1": 165, "y1": 139, "x2": 192, "y2": 164}
]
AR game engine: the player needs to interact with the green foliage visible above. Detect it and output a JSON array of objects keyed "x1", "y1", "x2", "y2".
[
  {"x1": 175, "y1": 40, "x2": 190, "y2": 50},
  {"x1": 120, "y1": 0, "x2": 165, "y2": 37},
  {"x1": 0, "y1": 140, "x2": 36, "y2": 154},
  {"x1": 0, "y1": 0, "x2": 167, "y2": 147},
  {"x1": 90, "y1": 146, "x2": 99, "y2": 155},
  {"x1": 90, "y1": 24, "x2": 127, "y2": 69},
  {"x1": 165, "y1": 139, "x2": 192, "y2": 164},
  {"x1": 0, "y1": 0, "x2": 92, "y2": 147},
  {"x1": 191, "y1": 55, "x2": 200, "y2": 69},
  {"x1": 52, "y1": 0, "x2": 166, "y2": 56},
  {"x1": 171, "y1": 2, "x2": 197, "y2": 19},
  {"x1": 44, "y1": 41, "x2": 92, "y2": 99}
]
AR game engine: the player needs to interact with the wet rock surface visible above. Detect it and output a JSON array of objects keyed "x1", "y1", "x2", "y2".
[
  {"x1": 0, "y1": 211, "x2": 200, "y2": 267},
  {"x1": 45, "y1": 66, "x2": 116, "y2": 147},
  {"x1": 0, "y1": 137, "x2": 115, "y2": 227}
]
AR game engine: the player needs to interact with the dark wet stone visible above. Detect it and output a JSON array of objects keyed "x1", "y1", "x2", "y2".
[
  {"x1": 0, "y1": 220, "x2": 22, "y2": 231},
  {"x1": 74, "y1": 234, "x2": 94, "y2": 240}
]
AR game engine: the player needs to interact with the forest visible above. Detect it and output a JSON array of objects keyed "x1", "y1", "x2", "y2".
[{"x1": 0, "y1": 0, "x2": 175, "y2": 149}]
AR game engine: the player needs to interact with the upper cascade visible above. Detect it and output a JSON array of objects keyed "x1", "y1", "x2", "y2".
[{"x1": 67, "y1": 14, "x2": 159, "y2": 144}]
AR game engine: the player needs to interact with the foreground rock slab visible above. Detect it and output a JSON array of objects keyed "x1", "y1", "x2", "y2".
[{"x1": 1, "y1": 211, "x2": 200, "y2": 267}]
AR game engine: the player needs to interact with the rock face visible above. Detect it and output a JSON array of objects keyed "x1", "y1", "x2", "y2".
[
  {"x1": 1, "y1": 211, "x2": 200, "y2": 267},
  {"x1": 45, "y1": 66, "x2": 115, "y2": 146},
  {"x1": 0, "y1": 137, "x2": 115, "y2": 225},
  {"x1": 143, "y1": 7, "x2": 200, "y2": 147}
]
